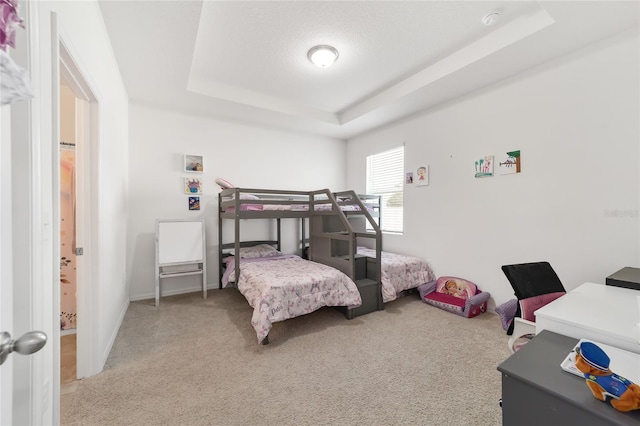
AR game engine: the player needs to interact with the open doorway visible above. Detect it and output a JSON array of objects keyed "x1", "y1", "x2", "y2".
[
  {"x1": 57, "y1": 39, "x2": 99, "y2": 402},
  {"x1": 59, "y1": 79, "x2": 77, "y2": 392}
]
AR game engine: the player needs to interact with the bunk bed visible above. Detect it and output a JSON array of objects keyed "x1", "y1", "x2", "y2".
[{"x1": 218, "y1": 187, "x2": 383, "y2": 344}]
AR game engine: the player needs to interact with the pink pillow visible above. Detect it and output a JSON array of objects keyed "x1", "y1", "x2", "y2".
[
  {"x1": 224, "y1": 245, "x2": 281, "y2": 262},
  {"x1": 237, "y1": 244, "x2": 281, "y2": 259},
  {"x1": 435, "y1": 276, "x2": 477, "y2": 300},
  {"x1": 215, "y1": 177, "x2": 235, "y2": 189},
  {"x1": 519, "y1": 291, "x2": 565, "y2": 322}
]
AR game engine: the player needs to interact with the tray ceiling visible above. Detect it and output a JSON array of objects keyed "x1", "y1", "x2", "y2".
[{"x1": 99, "y1": 1, "x2": 639, "y2": 139}]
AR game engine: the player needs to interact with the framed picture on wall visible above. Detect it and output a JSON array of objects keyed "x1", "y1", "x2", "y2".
[
  {"x1": 474, "y1": 155, "x2": 494, "y2": 178},
  {"x1": 416, "y1": 165, "x2": 429, "y2": 186},
  {"x1": 499, "y1": 150, "x2": 521, "y2": 175},
  {"x1": 184, "y1": 154, "x2": 204, "y2": 173},
  {"x1": 188, "y1": 196, "x2": 200, "y2": 211},
  {"x1": 405, "y1": 172, "x2": 414, "y2": 185},
  {"x1": 184, "y1": 177, "x2": 202, "y2": 194}
]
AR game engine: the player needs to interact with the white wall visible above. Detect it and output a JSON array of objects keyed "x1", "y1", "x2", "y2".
[
  {"x1": 347, "y1": 29, "x2": 640, "y2": 309},
  {"x1": 127, "y1": 104, "x2": 346, "y2": 300},
  {"x1": 34, "y1": 0, "x2": 129, "y2": 377}
]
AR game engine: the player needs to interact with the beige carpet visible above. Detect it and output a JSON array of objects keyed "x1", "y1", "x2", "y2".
[{"x1": 61, "y1": 290, "x2": 511, "y2": 425}]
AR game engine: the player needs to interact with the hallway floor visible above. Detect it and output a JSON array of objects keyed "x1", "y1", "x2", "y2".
[{"x1": 60, "y1": 333, "x2": 77, "y2": 417}]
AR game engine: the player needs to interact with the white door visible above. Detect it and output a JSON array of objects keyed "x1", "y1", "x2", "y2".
[
  {"x1": 1, "y1": 2, "x2": 55, "y2": 424},
  {"x1": 0, "y1": 98, "x2": 48, "y2": 425},
  {"x1": 0, "y1": 96, "x2": 15, "y2": 426},
  {"x1": 0, "y1": 74, "x2": 48, "y2": 425}
]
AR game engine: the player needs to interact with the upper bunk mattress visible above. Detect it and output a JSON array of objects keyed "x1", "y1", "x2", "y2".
[{"x1": 224, "y1": 203, "x2": 371, "y2": 212}]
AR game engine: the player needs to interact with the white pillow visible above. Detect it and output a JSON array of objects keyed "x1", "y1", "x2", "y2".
[{"x1": 239, "y1": 194, "x2": 260, "y2": 200}]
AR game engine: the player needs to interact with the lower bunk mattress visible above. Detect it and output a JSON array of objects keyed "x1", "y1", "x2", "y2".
[
  {"x1": 357, "y1": 247, "x2": 436, "y2": 303},
  {"x1": 222, "y1": 254, "x2": 362, "y2": 343}
]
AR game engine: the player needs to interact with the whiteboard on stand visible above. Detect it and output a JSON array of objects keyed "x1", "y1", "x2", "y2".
[{"x1": 157, "y1": 220, "x2": 204, "y2": 265}]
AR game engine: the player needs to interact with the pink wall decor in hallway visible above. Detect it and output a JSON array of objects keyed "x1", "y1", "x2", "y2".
[{"x1": 60, "y1": 144, "x2": 77, "y2": 330}]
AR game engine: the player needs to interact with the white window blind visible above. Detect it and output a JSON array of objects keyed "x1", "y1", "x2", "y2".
[{"x1": 366, "y1": 146, "x2": 404, "y2": 234}]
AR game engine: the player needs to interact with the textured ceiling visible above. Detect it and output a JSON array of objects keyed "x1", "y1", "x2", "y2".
[{"x1": 99, "y1": 1, "x2": 639, "y2": 140}]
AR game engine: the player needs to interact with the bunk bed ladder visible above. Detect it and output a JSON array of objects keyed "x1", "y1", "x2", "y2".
[{"x1": 308, "y1": 189, "x2": 383, "y2": 318}]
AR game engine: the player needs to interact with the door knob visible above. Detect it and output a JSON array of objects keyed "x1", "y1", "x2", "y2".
[{"x1": 0, "y1": 331, "x2": 47, "y2": 366}]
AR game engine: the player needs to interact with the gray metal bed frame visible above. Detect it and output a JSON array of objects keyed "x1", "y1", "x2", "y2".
[{"x1": 217, "y1": 187, "x2": 384, "y2": 343}]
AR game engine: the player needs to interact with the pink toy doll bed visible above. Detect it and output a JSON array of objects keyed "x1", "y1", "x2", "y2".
[{"x1": 417, "y1": 276, "x2": 490, "y2": 318}]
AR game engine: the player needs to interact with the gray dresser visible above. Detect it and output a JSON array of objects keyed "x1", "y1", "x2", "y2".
[{"x1": 497, "y1": 330, "x2": 640, "y2": 425}]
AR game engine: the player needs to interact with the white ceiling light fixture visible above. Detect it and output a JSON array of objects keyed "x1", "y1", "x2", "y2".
[
  {"x1": 307, "y1": 45, "x2": 339, "y2": 68},
  {"x1": 482, "y1": 11, "x2": 501, "y2": 26}
]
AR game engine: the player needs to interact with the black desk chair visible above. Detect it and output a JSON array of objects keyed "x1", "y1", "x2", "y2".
[{"x1": 501, "y1": 261, "x2": 566, "y2": 353}]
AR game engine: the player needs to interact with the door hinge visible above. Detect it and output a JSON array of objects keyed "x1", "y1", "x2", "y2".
[{"x1": 75, "y1": 247, "x2": 84, "y2": 256}]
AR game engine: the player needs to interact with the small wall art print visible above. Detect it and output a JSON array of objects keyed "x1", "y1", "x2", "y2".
[
  {"x1": 499, "y1": 150, "x2": 521, "y2": 175},
  {"x1": 416, "y1": 165, "x2": 429, "y2": 186},
  {"x1": 184, "y1": 177, "x2": 202, "y2": 194},
  {"x1": 405, "y1": 172, "x2": 414, "y2": 185},
  {"x1": 188, "y1": 196, "x2": 200, "y2": 211},
  {"x1": 474, "y1": 155, "x2": 494, "y2": 178},
  {"x1": 184, "y1": 154, "x2": 204, "y2": 173}
]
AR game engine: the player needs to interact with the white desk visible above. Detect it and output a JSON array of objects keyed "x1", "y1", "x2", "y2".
[{"x1": 535, "y1": 282, "x2": 640, "y2": 354}]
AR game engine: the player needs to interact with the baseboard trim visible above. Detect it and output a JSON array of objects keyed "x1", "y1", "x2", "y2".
[
  {"x1": 130, "y1": 284, "x2": 220, "y2": 302},
  {"x1": 101, "y1": 298, "x2": 130, "y2": 368}
]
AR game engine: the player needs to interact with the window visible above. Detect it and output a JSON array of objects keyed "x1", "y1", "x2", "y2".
[{"x1": 366, "y1": 146, "x2": 404, "y2": 234}]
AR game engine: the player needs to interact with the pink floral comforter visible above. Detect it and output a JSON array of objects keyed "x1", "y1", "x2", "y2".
[
  {"x1": 357, "y1": 247, "x2": 436, "y2": 303},
  {"x1": 224, "y1": 255, "x2": 362, "y2": 343}
]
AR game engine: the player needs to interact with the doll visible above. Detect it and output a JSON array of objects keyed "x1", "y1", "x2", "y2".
[{"x1": 574, "y1": 341, "x2": 640, "y2": 412}]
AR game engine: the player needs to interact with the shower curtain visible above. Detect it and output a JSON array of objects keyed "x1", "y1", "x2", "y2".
[{"x1": 60, "y1": 144, "x2": 77, "y2": 330}]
